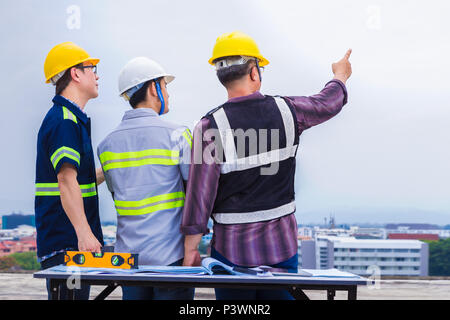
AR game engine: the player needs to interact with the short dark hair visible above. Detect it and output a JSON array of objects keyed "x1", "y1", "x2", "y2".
[
  {"x1": 128, "y1": 78, "x2": 163, "y2": 109},
  {"x1": 55, "y1": 63, "x2": 85, "y2": 96},
  {"x1": 216, "y1": 58, "x2": 256, "y2": 87}
]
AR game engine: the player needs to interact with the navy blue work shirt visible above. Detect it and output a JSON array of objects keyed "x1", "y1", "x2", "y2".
[{"x1": 34, "y1": 95, "x2": 103, "y2": 260}]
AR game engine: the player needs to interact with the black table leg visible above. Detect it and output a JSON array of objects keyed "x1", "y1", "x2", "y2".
[
  {"x1": 288, "y1": 286, "x2": 310, "y2": 300},
  {"x1": 348, "y1": 286, "x2": 357, "y2": 300},
  {"x1": 94, "y1": 283, "x2": 120, "y2": 300},
  {"x1": 49, "y1": 279, "x2": 61, "y2": 300},
  {"x1": 327, "y1": 289, "x2": 336, "y2": 300},
  {"x1": 67, "y1": 288, "x2": 75, "y2": 300}
]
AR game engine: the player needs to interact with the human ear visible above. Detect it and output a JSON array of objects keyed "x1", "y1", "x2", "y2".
[
  {"x1": 70, "y1": 67, "x2": 82, "y2": 83},
  {"x1": 250, "y1": 66, "x2": 258, "y2": 82},
  {"x1": 148, "y1": 82, "x2": 158, "y2": 97}
]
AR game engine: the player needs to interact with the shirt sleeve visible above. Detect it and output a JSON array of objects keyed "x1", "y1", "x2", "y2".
[
  {"x1": 180, "y1": 118, "x2": 221, "y2": 236},
  {"x1": 285, "y1": 79, "x2": 348, "y2": 132},
  {"x1": 48, "y1": 119, "x2": 82, "y2": 174},
  {"x1": 97, "y1": 144, "x2": 114, "y2": 194}
]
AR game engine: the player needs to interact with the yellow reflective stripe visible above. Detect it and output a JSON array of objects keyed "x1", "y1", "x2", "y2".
[
  {"x1": 35, "y1": 191, "x2": 61, "y2": 196},
  {"x1": 79, "y1": 182, "x2": 97, "y2": 197},
  {"x1": 53, "y1": 153, "x2": 80, "y2": 169},
  {"x1": 35, "y1": 182, "x2": 59, "y2": 196},
  {"x1": 99, "y1": 149, "x2": 179, "y2": 163},
  {"x1": 182, "y1": 130, "x2": 192, "y2": 149},
  {"x1": 116, "y1": 200, "x2": 185, "y2": 216},
  {"x1": 114, "y1": 192, "x2": 185, "y2": 207},
  {"x1": 102, "y1": 158, "x2": 179, "y2": 171},
  {"x1": 35, "y1": 182, "x2": 97, "y2": 197},
  {"x1": 80, "y1": 182, "x2": 96, "y2": 189},
  {"x1": 117, "y1": 200, "x2": 185, "y2": 215},
  {"x1": 35, "y1": 183, "x2": 59, "y2": 188},
  {"x1": 81, "y1": 192, "x2": 97, "y2": 197},
  {"x1": 50, "y1": 146, "x2": 80, "y2": 169},
  {"x1": 63, "y1": 106, "x2": 77, "y2": 124},
  {"x1": 114, "y1": 192, "x2": 186, "y2": 216},
  {"x1": 99, "y1": 149, "x2": 180, "y2": 172}
]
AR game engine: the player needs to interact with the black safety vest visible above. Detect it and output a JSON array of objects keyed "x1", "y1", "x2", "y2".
[{"x1": 203, "y1": 95, "x2": 299, "y2": 224}]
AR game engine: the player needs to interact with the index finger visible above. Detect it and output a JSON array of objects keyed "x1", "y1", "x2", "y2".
[{"x1": 344, "y1": 48, "x2": 352, "y2": 60}]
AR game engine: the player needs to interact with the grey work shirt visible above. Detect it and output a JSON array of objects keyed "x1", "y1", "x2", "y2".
[{"x1": 97, "y1": 108, "x2": 192, "y2": 266}]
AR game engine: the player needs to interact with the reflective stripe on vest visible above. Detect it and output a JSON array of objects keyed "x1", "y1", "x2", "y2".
[
  {"x1": 35, "y1": 182, "x2": 97, "y2": 197},
  {"x1": 212, "y1": 96, "x2": 298, "y2": 174},
  {"x1": 114, "y1": 191, "x2": 185, "y2": 216},
  {"x1": 50, "y1": 146, "x2": 81, "y2": 169},
  {"x1": 213, "y1": 201, "x2": 296, "y2": 224},
  {"x1": 99, "y1": 149, "x2": 179, "y2": 172}
]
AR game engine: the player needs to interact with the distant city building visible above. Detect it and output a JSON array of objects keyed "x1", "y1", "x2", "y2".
[
  {"x1": 350, "y1": 227, "x2": 387, "y2": 239},
  {"x1": 0, "y1": 225, "x2": 36, "y2": 241},
  {"x1": 0, "y1": 238, "x2": 37, "y2": 257},
  {"x1": 387, "y1": 233, "x2": 439, "y2": 241},
  {"x1": 298, "y1": 227, "x2": 314, "y2": 238},
  {"x1": 385, "y1": 223, "x2": 439, "y2": 230},
  {"x1": 299, "y1": 236, "x2": 428, "y2": 276},
  {"x1": 385, "y1": 223, "x2": 450, "y2": 239},
  {"x1": 0, "y1": 242, "x2": 10, "y2": 256},
  {"x1": 2, "y1": 214, "x2": 35, "y2": 229}
]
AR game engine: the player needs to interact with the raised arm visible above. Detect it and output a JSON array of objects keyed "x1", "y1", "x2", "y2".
[{"x1": 286, "y1": 49, "x2": 352, "y2": 132}]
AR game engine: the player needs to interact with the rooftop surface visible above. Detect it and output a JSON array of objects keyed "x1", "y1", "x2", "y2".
[{"x1": 1, "y1": 273, "x2": 449, "y2": 300}]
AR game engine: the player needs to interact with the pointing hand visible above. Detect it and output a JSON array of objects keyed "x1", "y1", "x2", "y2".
[{"x1": 332, "y1": 49, "x2": 352, "y2": 84}]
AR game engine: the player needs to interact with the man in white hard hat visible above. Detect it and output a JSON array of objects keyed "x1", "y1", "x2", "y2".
[{"x1": 97, "y1": 57, "x2": 193, "y2": 300}]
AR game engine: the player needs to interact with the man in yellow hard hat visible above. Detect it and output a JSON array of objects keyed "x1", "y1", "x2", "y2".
[
  {"x1": 35, "y1": 42, "x2": 104, "y2": 299},
  {"x1": 181, "y1": 31, "x2": 352, "y2": 300}
]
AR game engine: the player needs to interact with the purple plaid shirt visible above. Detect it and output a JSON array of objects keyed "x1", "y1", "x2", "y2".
[{"x1": 181, "y1": 79, "x2": 348, "y2": 267}]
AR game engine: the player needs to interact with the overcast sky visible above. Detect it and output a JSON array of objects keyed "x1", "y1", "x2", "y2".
[{"x1": 0, "y1": 0, "x2": 449, "y2": 225}]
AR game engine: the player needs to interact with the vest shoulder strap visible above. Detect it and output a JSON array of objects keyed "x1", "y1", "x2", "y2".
[{"x1": 204, "y1": 105, "x2": 223, "y2": 118}]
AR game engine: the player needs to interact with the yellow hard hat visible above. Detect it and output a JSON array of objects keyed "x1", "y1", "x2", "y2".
[
  {"x1": 208, "y1": 31, "x2": 269, "y2": 67},
  {"x1": 44, "y1": 42, "x2": 99, "y2": 84}
]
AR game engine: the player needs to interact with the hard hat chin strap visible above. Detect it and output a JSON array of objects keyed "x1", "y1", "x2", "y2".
[{"x1": 154, "y1": 80, "x2": 165, "y2": 115}]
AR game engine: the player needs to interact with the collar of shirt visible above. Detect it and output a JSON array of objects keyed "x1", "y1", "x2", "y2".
[
  {"x1": 122, "y1": 107, "x2": 158, "y2": 121},
  {"x1": 52, "y1": 95, "x2": 89, "y2": 125},
  {"x1": 227, "y1": 91, "x2": 265, "y2": 103}
]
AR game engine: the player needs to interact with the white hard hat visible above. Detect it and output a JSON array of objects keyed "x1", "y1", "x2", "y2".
[{"x1": 118, "y1": 57, "x2": 175, "y2": 100}]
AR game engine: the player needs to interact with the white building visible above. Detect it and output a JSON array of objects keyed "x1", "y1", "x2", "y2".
[
  {"x1": 300, "y1": 236, "x2": 428, "y2": 276},
  {"x1": 101, "y1": 225, "x2": 117, "y2": 246},
  {"x1": 0, "y1": 225, "x2": 36, "y2": 240}
]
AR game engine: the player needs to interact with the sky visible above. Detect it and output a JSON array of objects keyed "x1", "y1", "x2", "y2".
[{"x1": 0, "y1": 0, "x2": 449, "y2": 225}]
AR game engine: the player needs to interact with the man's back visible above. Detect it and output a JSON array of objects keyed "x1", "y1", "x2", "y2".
[{"x1": 98, "y1": 108, "x2": 191, "y2": 265}]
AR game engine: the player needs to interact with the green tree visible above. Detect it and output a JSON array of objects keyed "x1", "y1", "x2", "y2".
[
  {"x1": 427, "y1": 239, "x2": 450, "y2": 276},
  {"x1": 0, "y1": 256, "x2": 17, "y2": 270},
  {"x1": 9, "y1": 252, "x2": 40, "y2": 271}
]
